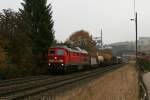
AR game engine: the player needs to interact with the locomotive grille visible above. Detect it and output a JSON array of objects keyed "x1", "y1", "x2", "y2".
[{"x1": 49, "y1": 59, "x2": 63, "y2": 63}]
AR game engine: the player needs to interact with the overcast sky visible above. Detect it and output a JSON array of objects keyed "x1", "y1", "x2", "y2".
[{"x1": 0, "y1": 0, "x2": 150, "y2": 44}]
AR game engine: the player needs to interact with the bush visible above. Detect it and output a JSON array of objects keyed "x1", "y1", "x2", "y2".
[
  {"x1": 138, "y1": 59, "x2": 150, "y2": 72},
  {"x1": 0, "y1": 65, "x2": 20, "y2": 79}
]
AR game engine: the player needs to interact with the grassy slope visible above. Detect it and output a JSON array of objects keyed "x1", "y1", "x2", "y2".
[{"x1": 55, "y1": 64, "x2": 139, "y2": 100}]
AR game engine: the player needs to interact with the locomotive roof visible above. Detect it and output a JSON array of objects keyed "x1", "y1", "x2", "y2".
[{"x1": 50, "y1": 45, "x2": 88, "y2": 54}]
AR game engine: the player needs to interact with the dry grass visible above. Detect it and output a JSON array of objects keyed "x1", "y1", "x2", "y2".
[{"x1": 54, "y1": 64, "x2": 139, "y2": 100}]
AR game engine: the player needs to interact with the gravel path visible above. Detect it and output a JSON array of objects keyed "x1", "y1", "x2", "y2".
[{"x1": 143, "y1": 72, "x2": 150, "y2": 99}]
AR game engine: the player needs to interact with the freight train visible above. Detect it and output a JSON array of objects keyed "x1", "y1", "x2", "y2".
[{"x1": 48, "y1": 45, "x2": 122, "y2": 73}]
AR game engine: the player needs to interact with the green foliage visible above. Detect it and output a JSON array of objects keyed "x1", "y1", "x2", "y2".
[
  {"x1": 21, "y1": 0, "x2": 54, "y2": 66},
  {"x1": 138, "y1": 59, "x2": 150, "y2": 72},
  {"x1": 0, "y1": 0, "x2": 55, "y2": 78}
]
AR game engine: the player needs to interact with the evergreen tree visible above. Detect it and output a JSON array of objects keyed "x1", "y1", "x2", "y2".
[{"x1": 21, "y1": 0, "x2": 54, "y2": 67}]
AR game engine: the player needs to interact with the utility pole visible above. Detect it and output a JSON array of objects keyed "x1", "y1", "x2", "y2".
[
  {"x1": 133, "y1": 0, "x2": 138, "y2": 63},
  {"x1": 131, "y1": 12, "x2": 138, "y2": 62},
  {"x1": 135, "y1": 12, "x2": 138, "y2": 62}
]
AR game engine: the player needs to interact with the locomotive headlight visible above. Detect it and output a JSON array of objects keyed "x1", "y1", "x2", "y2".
[{"x1": 54, "y1": 57, "x2": 57, "y2": 60}]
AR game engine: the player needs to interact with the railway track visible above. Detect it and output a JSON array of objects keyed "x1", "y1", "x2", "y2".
[
  {"x1": 0, "y1": 76, "x2": 51, "y2": 87},
  {"x1": 0, "y1": 64, "x2": 123, "y2": 100}
]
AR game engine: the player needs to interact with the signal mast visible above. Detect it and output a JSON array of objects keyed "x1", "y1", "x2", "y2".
[{"x1": 94, "y1": 29, "x2": 103, "y2": 49}]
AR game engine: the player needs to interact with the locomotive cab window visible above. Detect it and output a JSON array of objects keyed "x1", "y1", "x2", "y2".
[
  {"x1": 57, "y1": 50, "x2": 65, "y2": 55},
  {"x1": 49, "y1": 50, "x2": 55, "y2": 54}
]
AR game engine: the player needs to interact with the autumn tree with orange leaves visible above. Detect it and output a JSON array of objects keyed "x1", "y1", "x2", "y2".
[{"x1": 65, "y1": 30, "x2": 97, "y2": 52}]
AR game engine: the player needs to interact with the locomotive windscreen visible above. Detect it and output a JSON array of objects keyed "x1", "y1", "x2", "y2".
[{"x1": 57, "y1": 50, "x2": 65, "y2": 55}]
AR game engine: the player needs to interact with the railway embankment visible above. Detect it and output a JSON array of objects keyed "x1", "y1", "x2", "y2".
[
  {"x1": 0, "y1": 64, "x2": 140, "y2": 100},
  {"x1": 36, "y1": 63, "x2": 139, "y2": 100},
  {"x1": 0, "y1": 65, "x2": 121, "y2": 99}
]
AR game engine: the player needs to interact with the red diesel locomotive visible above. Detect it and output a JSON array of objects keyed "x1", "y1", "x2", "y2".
[{"x1": 48, "y1": 45, "x2": 91, "y2": 72}]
